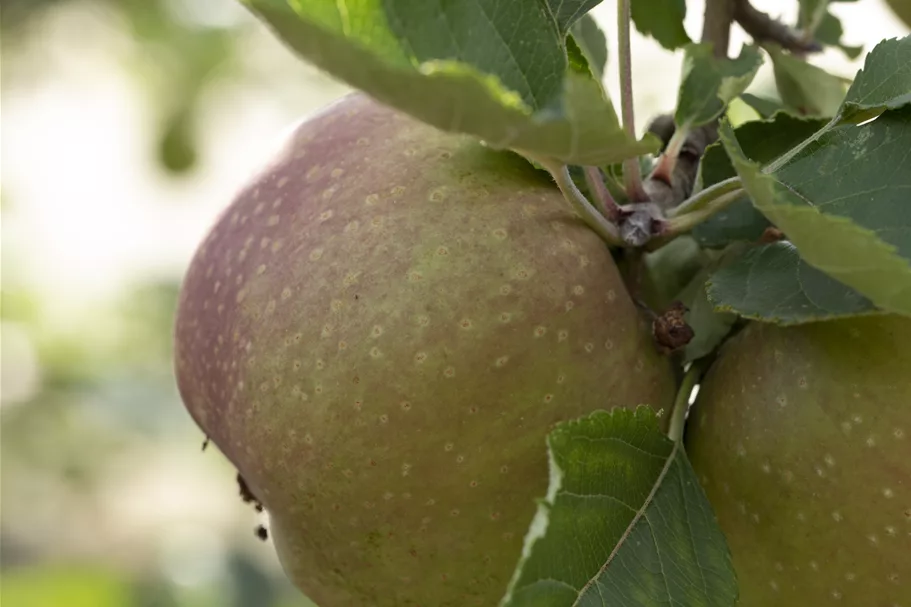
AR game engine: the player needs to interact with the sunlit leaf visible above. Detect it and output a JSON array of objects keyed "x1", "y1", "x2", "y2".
[
  {"x1": 242, "y1": 0, "x2": 658, "y2": 165},
  {"x1": 675, "y1": 43, "x2": 763, "y2": 128},
  {"x1": 0, "y1": 566, "x2": 130, "y2": 607}
]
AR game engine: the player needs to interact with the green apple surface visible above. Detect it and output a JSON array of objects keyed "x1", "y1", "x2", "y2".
[
  {"x1": 173, "y1": 93, "x2": 676, "y2": 606},
  {"x1": 685, "y1": 315, "x2": 911, "y2": 606}
]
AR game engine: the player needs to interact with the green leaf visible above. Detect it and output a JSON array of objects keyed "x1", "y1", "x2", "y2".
[
  {"x1": 678, "y1": 246, "x2": 743, "y2": 360},
  {"x1": 243, "y1": 0, "x2": 657, "y2": 166},
  {"x1": 768, "y1": 46, "x2": 848, "y2": 117},
  {"x1": 797, "y1": 1, "x2": 862, "y2": 58},
  {"x1": 675, "y1": 43, "x2": 763, "y2": 128},
  {"x1": 706, "y1": 241, "x2": 880, "y2": 324},
  {"x1": 718, "y1": 113, "x2": 911, "y2": 317},
  {"x1": 840, "y1": 35, "x2": 911, "y2": 122},
  {"x1": 885, "y1": 0, "x2": 911, "y2": 29},
  {"x1": 548, "y1": 0, "x2": 603, "y2": 35},
  {"x1": 0, "y1": 566, "x2": 130, "y2": 607},
  {"x1": 797, "y1": 0, "x2": 829, "y2": 30},
  {"x1": 738, "y1": 93, "x2": 785, "y2": 119},
  {"x1": 631, "y1": 0, "x2": 691, "y2": 50},
  {"x1": 813, "y1": 11, "x2": 864, "y2": 59},
  {"x1": 693, "y1": 112, "x2": 828, "y2": 248},
  {"x1": 641, "y1": 236, "x2": 710, "y2": 311},
  {"x1": 570, "y1": 14, "x2": 609, "y2": 81},
  {"x1": 501, "y1": 407, "x2": 738, "y2": 607}
]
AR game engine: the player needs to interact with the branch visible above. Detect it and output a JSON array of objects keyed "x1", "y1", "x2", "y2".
[
  {"x1": 733, "y1": 0, "x2": 823, "y2": 54},
  {"x1": 701, "y1": 0, "x2": 735, "y2": 57}
]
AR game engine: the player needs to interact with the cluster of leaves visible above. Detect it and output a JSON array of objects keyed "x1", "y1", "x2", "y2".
[{"x1": 229, "y1": 1, "x2": 910, "y2": 605}]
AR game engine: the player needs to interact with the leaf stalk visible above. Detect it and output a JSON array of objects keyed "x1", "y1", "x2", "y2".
[
  {"x1": 667, "y1": 176, "x2": 743, "y2": 218},
  {"x1": 668, "y1": 358, "x2": 711, "y2": 443},
  {"x1": 617, "y1": 0, "x2": 646, "y2": 201},
  {"x1": 664, "y1": 188, "x2": 745, "y2": 235},
  {"x1": 583, "y1": 166, "x2": 622, "y2": 222},
  {"x1": 533, "y1": 156, "x2": 624, "y2": 247}
]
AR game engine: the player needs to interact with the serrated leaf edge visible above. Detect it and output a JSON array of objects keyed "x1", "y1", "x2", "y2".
[{"x1": 717, "y1": 120, "x2": 911, "y2": 317}]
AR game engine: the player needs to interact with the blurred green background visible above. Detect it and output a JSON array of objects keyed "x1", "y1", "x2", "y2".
[
  {"x1": 1, "y1": 1, "x2": 348, "y2": 605},
  {"x1": 1, "y1": 1, "x2": 906, "y2": 606}
]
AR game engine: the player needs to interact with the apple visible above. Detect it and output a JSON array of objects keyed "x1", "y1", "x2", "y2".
[
  {"x1": 172, "y1": 93, "x2": 677, "y2": 606},
  {"x1": 684, "y1": 315, "x2": 911, "y2": 606}
]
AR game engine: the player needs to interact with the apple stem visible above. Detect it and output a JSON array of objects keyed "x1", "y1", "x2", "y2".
[
  {"x1": 668, "y1": 358, "x2": 711, "y2": 443},
  {"x1": 583, "y1": 166, "x2": 623, "y2": 222},
  {"x1": 547, "y1": 163, "x2": 624, "y2": 246},
  {"x1": 617, "y1": 0, "x2": 647, "y2": 202}
]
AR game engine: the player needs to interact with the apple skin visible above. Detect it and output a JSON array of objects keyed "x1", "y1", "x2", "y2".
[
  {"x1": 684, "y1": 315, "x2": 911, "y2": 606},
  {"x1": 172, "y1": 92, "x2": 676, "y2": 607}
]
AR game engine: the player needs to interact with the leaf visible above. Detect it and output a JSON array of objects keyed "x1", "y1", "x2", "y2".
[
  {"x1": 693, "y1": 112, "x2": 828, "y2": 248},
  {"x1": 885, "y1": 0, "x2": 911, "y2": 29},
  {"x1": 641, "y1": 236, "x2": 710, "y2": 311},
  {"x1": 768, "y1": 46, "x2": 848, "y2": 117},
  {"x1": 548, "y1": 0, "x2": 603, "y2": 35},
  {"x1": 796, "y1": 1, "x2": 862, "y2": 59},
  {"x1": 706, "y1": 241, "x2": 880, "y2": 324},
  {"x1": 813, "y1": 11, "x2": 863, "y2": 59},
  {"x1": 242, "y1": 0, "x2": 658, "y2": 166},
  {"x1": 675, "y1": 43, "x2": 763, "y2": 128},
  {"x1": 501, "y1": 407, "x2": 738, "y2": 607},
  {"x1": 738, "y1": 93, "x2": 784, "y2": 118},
  {"x1": 678, "y1": 246, "x2": 743, "y2": 360},
  {"x1": 0, "y1": 566, "x2": 130, "y2": 607},
  {"x1": 797, "y1": 0, "x2": 829, "y2": 30},
  {"x1": 631, "y1": 0, "x2": 691, "y2": 50},
  {"x1": 718, "y1": 114, "x2": 911, "y2": 317},
  {"x1": 570, "y1": 14, "x2": 609, "y2": 81},
  {"x1": 840, "y1": 35, "x2": 911, "y2": 122}
]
